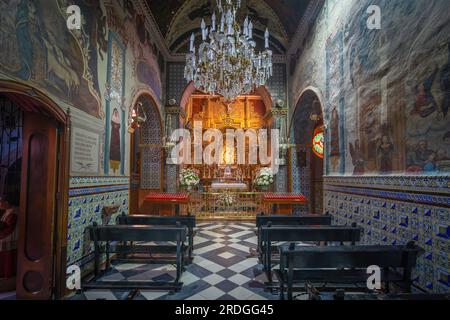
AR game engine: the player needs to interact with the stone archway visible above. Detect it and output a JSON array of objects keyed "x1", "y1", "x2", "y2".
[
  {"x1": 290, "y1": 88, "x2": 324, "y2": 214},
  {"x1": 129, "y1": 93, "x2": 164, "y2": 213}
]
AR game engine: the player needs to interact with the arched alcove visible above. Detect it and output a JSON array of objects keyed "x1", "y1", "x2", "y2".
[
  {"x1": 290, "y1": 88, "x2": 324, "y2": 214},
  {"x1": 129, "y1": 93, "x2": 164, "y2": 213}
]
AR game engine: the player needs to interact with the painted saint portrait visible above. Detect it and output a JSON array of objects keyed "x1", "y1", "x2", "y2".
[
  {"x1": 109, "y1": 108, "x2": 122, "y2": 174},
  {"x1": 376, "y1": 135, "x2": 394, "y2": 174},
  {"x1": 330, "y1": 107, "x2": 340, "y2": 157},
  {"x1": 349, "y1": 139, "x2": 365, "y2": 175}
]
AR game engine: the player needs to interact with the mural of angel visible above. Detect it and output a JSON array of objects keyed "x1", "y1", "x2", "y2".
[{"x1": 349, "y1": 139, "x2": 365, "y2": 175}]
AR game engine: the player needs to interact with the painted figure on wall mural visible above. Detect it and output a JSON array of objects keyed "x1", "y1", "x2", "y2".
[
  {"x1": 0, "y1": 0, "x2": 102, "y2": 117},
  {"x1": 410, "y1": 67, "x2": 439, "y2": 118},
  {"x1": 406, "y1": 140, "x2": 437, "y2": 173},
  {"x1": 123, "y1": 1, "x2": 162, "y2": 100},
  {"x1": 376, "y1": 135, "x2": 394, "y2": 173},
  {"x1": 440, "y1": 43, "x2": 450, "y2": 117},
  {"x1": 349, "y1": 139, "x2": 365, "y2": 175},
  {"x1": 330, "y1": 107, "x2": 340, "y2": 156},
  {"x1": 15, "y1": 0, "x2": 47, "y2": 81},
  {"x1": 80, "y1": 0, "x2": 108, "y2": 92},
  {"x1": 109, "y1": 108, "x2": 122, "y2": 174}
]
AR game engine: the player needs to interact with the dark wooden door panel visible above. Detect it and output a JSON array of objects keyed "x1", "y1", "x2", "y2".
[{"x1": 16, "y1": 112, "x2": 58, "y2": 300}]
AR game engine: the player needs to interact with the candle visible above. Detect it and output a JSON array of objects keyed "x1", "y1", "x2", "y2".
[
  {"x1": 201, "y1": 18, "x2": 206, "y2": 31},
  {"x1": 220, "y1": 13, "x2": 225, "y2": 33},
  {"x1": 265, "y1": 28, "x2": 269, "y2": 48},
  {"x1": 248, "y1": 21, "x2": 253, "y2": 38},
  {"x1": 244, "y1": 16, "x2": 248, "y2": 37},
  {"x1": 190, "y1": 33, "x2": 195, "y2": 52},
  {"x1": 211, "y1": 12, "x2": 216, "y2": 31}
]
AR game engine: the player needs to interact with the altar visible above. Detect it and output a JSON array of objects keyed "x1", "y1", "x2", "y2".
[{"x1": 210, "y1": 182, "x2": 248, "y2": 191}]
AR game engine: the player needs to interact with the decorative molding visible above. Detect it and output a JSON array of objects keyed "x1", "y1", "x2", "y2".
[
  {"x1": 324, "y1": 184, "x2": 450, "y2": 208},
  {"x1": 287, "y1": 0, "x2": 325, "y2": 55},
  {"x1": 324, "y1": 175, "x2": 450, "y2": 195},
  {"x1": 165, "y1": 106, "x2": 183, "y2": 115},
  {"x1": 136, "y1": 0, "x2": 172, "y2": 60},
  {"x1": 69, "y1": 176, "x2": 130, "y2": 188},
  {"x1": 69, "y1": 184, "x2": 130, "y2": 197},
  {"x1": 265, "y1": 108, "x2": 289, "y2": 119}
]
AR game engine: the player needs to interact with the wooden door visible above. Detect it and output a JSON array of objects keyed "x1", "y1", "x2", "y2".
[
  {"x1": 16, "y1": 112, "x2": 58, "y2": 299},
  {"x1": 310, "y1": 152, "x2": 324, "y2": 214}
]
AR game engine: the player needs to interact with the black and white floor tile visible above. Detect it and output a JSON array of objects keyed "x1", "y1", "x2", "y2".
[{"x1": 69, "y1": 222, "x2": 282, "y2": 301}]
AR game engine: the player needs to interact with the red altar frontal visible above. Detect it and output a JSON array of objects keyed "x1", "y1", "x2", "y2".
[
  {"x1": 142, "y1": 193, "x2": 190, "y2": 216},
  {"x1": 262, "y1": 193, "x2": 308, "y2": 215}
]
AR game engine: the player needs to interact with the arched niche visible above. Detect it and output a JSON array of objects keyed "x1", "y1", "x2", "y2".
[
  {"x1": 129, "y1": 93, "x2": 164, "y2": 213},
  {"x1": 290, "y1": 88, "x2": 324, "y2": 214}
]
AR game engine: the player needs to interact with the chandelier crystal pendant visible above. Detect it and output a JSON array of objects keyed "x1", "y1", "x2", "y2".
[{"x1": 184, "y1": 0, "x2": 273, "y2": 101}]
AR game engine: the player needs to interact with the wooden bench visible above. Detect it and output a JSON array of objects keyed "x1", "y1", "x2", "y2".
[
  {"x1": 117, "y1": 214, "x2": 196, "y2": 262},
  {"x1": 256, "y1": 214, "x2": 333, "y2": 255},
  {"x1": 82, "y1": 223, "x2": 188, "y2": 292},
  {"x1": 260, "y1": 224, "x2": 362, "y2": 285},
  {"x1": 305, "y1": 284, "x2": 449, "y2": 300},
  {"x1": 276, "y1": 241, "x2": 422, "y2": 300}
]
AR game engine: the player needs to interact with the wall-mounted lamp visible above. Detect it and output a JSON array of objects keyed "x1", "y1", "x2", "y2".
[{"x1": 130, "y1": 102, "x2": 147, "y2": 129}]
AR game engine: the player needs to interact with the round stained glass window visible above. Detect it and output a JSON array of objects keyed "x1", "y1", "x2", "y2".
[{"x1": 312, "y1": 129, "x2": 324, "y2": 158}]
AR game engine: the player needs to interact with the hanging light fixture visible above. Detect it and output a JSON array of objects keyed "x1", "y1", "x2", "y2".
[
  {"x1": 184, "y1": 0, "x2": 273, "y2": 102},
  {"x1": 129, "y1": 102, "x2": 147, "y2": 129}
]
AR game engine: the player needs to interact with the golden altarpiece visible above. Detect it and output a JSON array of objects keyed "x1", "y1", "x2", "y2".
[{"x1": 182, "y1": 92, "x2": 271, "y2": 191}]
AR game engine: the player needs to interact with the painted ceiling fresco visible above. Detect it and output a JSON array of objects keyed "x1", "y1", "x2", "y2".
[{"x1": 145, "y1": 0, "x2": 312, "y2": 53}]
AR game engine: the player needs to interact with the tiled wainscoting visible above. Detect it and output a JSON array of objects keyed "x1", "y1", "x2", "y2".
[
  {"x1": 324, "y1": 176, "x2": 449, "y2": 293},
  {"x1": 67, "y1": 177, "x2": 130, "y2": 268}
]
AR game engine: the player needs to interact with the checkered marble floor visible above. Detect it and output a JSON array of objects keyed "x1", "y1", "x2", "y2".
[{"x1": 69, "y1": 222, "x2": 281, "y2": 301}]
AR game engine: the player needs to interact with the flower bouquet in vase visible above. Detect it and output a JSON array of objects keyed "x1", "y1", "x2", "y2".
[
  {"x1": 179, "y1": 168, "x2": 200, "y2": 192},
  {"x1": 254, "y1": 167, "x2": 274, "y2": 191}
]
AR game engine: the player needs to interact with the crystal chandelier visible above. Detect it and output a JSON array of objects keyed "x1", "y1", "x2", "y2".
[{"x1": 184, "y1": 0, "x2": 273, "y2": 101}]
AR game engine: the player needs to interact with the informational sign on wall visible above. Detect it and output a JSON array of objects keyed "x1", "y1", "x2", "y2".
[{"x1": 71, "y1": 127, "x2": 100, "y2": 175}]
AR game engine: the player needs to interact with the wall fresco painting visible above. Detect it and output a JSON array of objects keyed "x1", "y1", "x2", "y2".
[
  {"x1": 105, "y1": 32, "x2": 126, "y2": 175},
  {"x1": 325, "y1": 30, "x2": 345, "y2": 174},
  {"x1": 0, "y1": 0, "x2": 102, "y2": 117}
]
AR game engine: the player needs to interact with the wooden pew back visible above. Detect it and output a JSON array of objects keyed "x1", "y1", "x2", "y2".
[
  {"x1": 261, "y1": 226, "x2": 362, "y2": 243},
  {"x1": 88, "y1": 224, "x2": 187, "y2": 243},
  {"x1": 277, "y1": 242, "x2": 422, "y2": 300},
  {"x1": 117, "y1": 214, "x2": 196, "y2": 228},
  {"x1": 256, "y1": 214, "x2": 332, "y2": 228}
]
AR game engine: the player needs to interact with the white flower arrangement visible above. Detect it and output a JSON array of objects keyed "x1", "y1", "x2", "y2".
[
  {"x1": 179, "y1": 168, "x2": 200, "y2": 189},
  {"x1": 254, "y1": 167, "x2": 274, "y2": 189},
  {"x1": 217, "y1": 192, "x2": 236, "y2": 206}
]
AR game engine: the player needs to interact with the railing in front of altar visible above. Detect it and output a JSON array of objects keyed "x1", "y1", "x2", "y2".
[{"x1": 187, "y1": 192, "x2": 268, "y2": 219}]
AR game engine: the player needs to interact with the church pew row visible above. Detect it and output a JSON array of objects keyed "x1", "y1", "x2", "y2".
[
  {"x1": 82, "y1": 223, "x2": 189, "y2": 292},
  {"x1": 117, "y1": 214, "x2": 196, "y2": 262},
  {"x1": 275, "y1": 242, "x2": 423, "y2": 300},
  {"x1": 255, "y1": 214, "x2": 333, "y2": 255},
  {"x1": 260, "y1": 224, "x2": 362, "y2": 285},
  {"x1": 305, "y1": 283, "x2": 449, "y2": 300}
]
